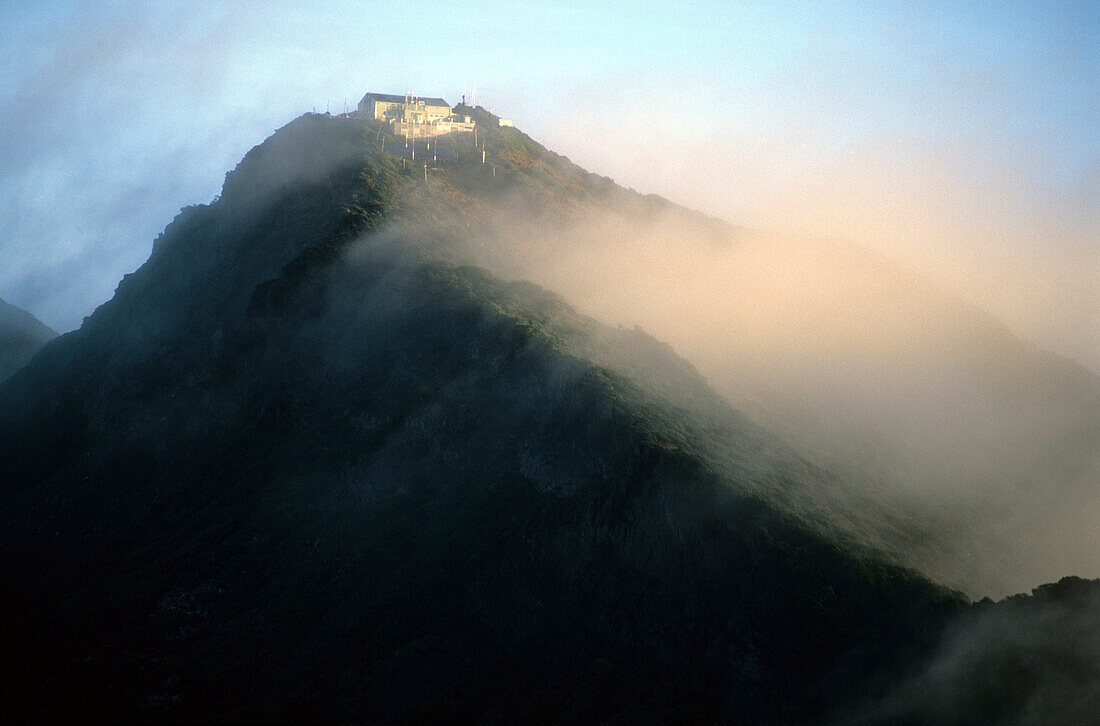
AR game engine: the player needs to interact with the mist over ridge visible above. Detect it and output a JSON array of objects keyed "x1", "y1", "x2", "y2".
[
  {"x1": 2, "y1": 3, "x2": 1095, "y2": 375},
  {"x1": 528, "y1": 59, "x2": 1099, "y2": 375},
  {"x1": 0, "y1": 111, "x2": 971, "y2": 722},
  {"x1": 333, "y1": 108, "x2": 1095, "y2": 598},
  {"x1": 2, "y1": 3, "x2": 1097, "y2": 721},
  {"x1": 0, "y1": 297, "x2": 57, "y2": 382},
  {"x1": 0, "y1": 100, "x2": 1095, "y2": 722}
]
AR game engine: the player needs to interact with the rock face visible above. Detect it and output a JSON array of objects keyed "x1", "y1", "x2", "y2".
[
  {"x1": 0, "y1": 297, "x2": 56, "y2": 382},
  {"x1": 0, "y1": 113, "x2": 1093, "y2": 724}
]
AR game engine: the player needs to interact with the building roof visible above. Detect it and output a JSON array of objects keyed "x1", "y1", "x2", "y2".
[{"x1": 360, "y1": 92, "x2": 450, "y2": 108}]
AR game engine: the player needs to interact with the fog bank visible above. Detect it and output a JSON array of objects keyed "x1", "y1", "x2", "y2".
[{"x1": 464, "y1": 196, "x2": 1100, "y2": 597}]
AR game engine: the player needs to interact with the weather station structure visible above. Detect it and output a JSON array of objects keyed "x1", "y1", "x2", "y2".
[{"x1": 357, "y1": 92, "x2": 476, "y2": 138}]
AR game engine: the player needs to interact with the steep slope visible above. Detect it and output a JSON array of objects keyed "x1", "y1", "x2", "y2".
[
  {"x1": 0, "y1": 297, "x2": 56, "y2": 381},
  {"x1": 0, "y1": 113, "x2": 966, "y2": 723},
  {"x1": 372, "y1": 110, "x2": 1100, "y2": 597}
]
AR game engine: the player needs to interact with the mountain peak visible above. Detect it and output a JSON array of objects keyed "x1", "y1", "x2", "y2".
[
  {"x1": 1, "y1": 107, "x2": 1095, "y2": 724},
  {"x1": 0, "y1": 110, "x2": 963, "y2": 722}
]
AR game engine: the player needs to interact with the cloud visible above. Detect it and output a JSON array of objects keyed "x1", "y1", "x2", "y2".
[
  {"x1": 0, "y1": 2, "x2": 318, "y2": 330},
  {"x1": 3, "y1": 2, "x2": 1094, "y2": 365},
  {"x1": 527, "y1": 38, "x2": 1099, "y2": 371}
]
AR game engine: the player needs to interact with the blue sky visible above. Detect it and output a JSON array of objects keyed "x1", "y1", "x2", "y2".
[{"x1": 1, "y1": 1, "x2": 1096, "y2": 364}]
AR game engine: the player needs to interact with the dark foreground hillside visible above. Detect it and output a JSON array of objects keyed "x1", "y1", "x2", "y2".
[{"x1": 0, "y1": 113, "x2": 1095, "y2": 723}]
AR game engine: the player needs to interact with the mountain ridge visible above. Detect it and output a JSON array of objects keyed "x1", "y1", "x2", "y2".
[
  {"x1": 0, "y1": 112, "x2": 957, "y2": 722},
  {"x1": 370, "y1": 111, "x2": 1100, "y2": 597},
  {"x1": 0, "y1": 111, "x2": 1095, "y2": 723}
]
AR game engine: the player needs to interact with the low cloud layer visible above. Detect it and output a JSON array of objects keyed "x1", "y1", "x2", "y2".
[{"x1": 838, "y1": 578, "x2": 1100, "y2": 725}]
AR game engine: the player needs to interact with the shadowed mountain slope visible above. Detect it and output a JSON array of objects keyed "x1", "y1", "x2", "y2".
[
  {"x1": 0, "y1": 297, "x2": 56, "y2": 382},
  {"x1": 0, "y1": 113, "x2": 1094, "y2": 723},
  {"x1": 0, "y1": 113, "x2": 961, "y2": 723}
]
